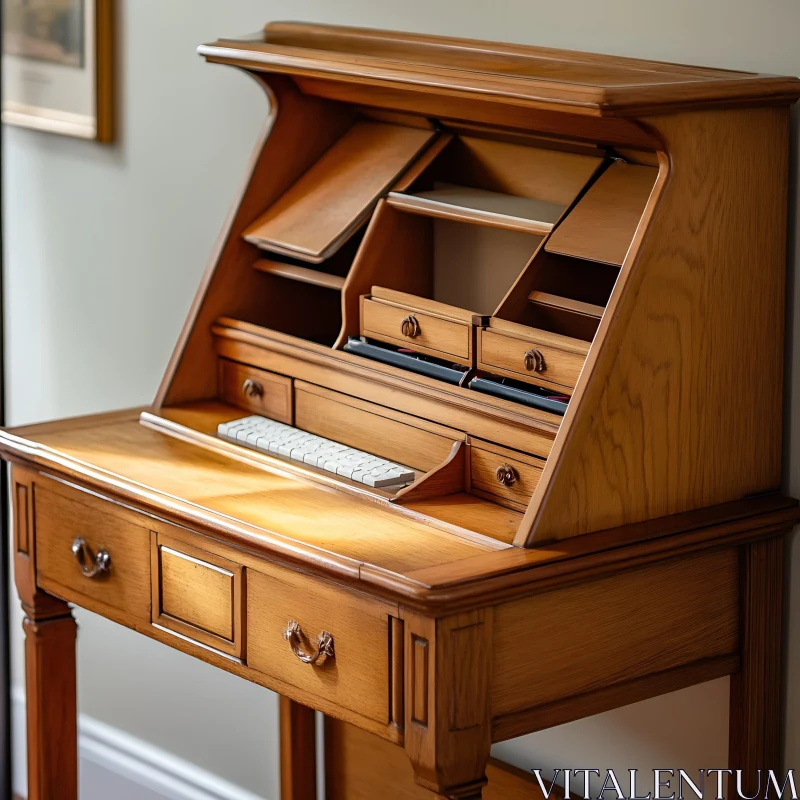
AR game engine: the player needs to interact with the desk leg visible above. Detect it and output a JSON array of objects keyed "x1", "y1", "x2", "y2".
[
  {"x1": 402, "y1": 610, "x2": 492, "y2": 800},
  {"x1": 21, "y1": 594, "x2": 78, "y2": 800},
  {"x1": 729, "y1": 536, "x2": 784, "y2": 795},
  {"x1": 280, "y1": 696, "x2": 317, "y2": 799}
]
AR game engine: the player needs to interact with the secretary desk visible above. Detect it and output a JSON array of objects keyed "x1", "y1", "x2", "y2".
[{"x1": 5, "y1": 23, "x2": 800, "y2": 800}]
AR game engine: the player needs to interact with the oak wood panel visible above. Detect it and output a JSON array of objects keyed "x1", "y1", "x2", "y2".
[
  {"x1": 243, "y1": 121, "x2": 436, "y2": 262},
  {"x1": 546, "y1": 161, "x2": 657, "y2": 266},
  {"x1": 469, "y1": 440, "x2": 543, "y2": 511},
  {"x1": 34, "y1": 478, "x2": 151, "y2": 620},
  {"x1": 371, "y1": 286, "x2": 477, "y2": 324},
  {"x1": 729, "y1": 535, "x2": 784, "y2": 792},
  {"x1": 253, "y1": 259, "x2": 346, "y2": 290},
  {"x1": 157, "y1": 75, "x2": 357, "y2": 407},
  {"x1": 325, "y1": 717, "x2": 557, "y2": 800},
  {"x1": 152, "y1": 532, "x2": 244, "y2": 656},
  {"x1": 395, "y1": 442, "x2": 466, "y2": 503},
  {"x1": 478, "y1": 327, "x2": 586, "y2": 390},
  {"x1": 248, "y1": 565, "x2": 393, "y2": 722},
  {"x1": 523, "y1": 107, "x2": 790, "y2": 544},
  {"x1": 294, "y1": 380, "x2": 462, "y2": 472},
  {"x1": 361, "y1": 296, "x2": 472, "y2": 364},
  {"x1": 491, "y1": 549, "x2": 739, "y2": 716},
  {"x1": 529, "y1": 291, "x2": 604, "y2": 319},
  {"x1": 218, "y1": 359, "x2": 293, "y2": 422}
]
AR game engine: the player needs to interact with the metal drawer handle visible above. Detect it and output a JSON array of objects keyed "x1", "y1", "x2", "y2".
[
  {"x1": 283, "y1": 620, "x2": 335, "y2": 665},
  {"x1": 400, "y1": 314, "x2": 420, "y2": 339},
  {"x1": 523, "y1": 348, "x2": 546, "y2": 373},
  {"x1": 242, "y1": 378, "x2": 264, "y2": 399},
  {"x1": 71, "y1": 537, "x2": 111, "y2": 579},
  {"x1": 495, "y1": 464, "x2": 518, "y2": 487}
]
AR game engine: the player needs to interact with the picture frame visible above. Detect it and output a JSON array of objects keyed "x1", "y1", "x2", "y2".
[{"x1": 2, "y1": 0, "x2": 114, "y2": 142}]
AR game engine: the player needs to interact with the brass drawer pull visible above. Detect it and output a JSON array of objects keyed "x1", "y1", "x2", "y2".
[
  {"x1": 400, "y1": 314, "x2": 420, "y2": 339},
  {"x1": 523, "y1": 348, "x2": 546, "y2": 373},
  {"x1": 283, "y1": 620, "x2": 335, "y2": 665},
  {"x1": 495, "y1": 464, "x2": 518, "y2": 487},
  {"x1": 242, "y1": 378, "x2": 264, "y2": 398},
  {"x1": 71, "y1": 537, "x2": 111, "y2": 579}
]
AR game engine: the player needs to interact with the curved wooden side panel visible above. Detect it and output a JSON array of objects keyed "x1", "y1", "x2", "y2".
[
  {"x1": 518, "y1": 106, "x2": 790, "y2": 545},
  {"x1": 156, "y1": 73, "x2": 357, "y2": 407}
]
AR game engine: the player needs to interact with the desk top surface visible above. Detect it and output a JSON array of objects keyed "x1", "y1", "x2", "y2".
[{"x1": 3, "y1": 409, "x2": 798, "y2": 611}]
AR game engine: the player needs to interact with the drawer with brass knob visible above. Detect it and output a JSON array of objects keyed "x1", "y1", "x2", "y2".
[
  {"x1": 34, "y1": 478, "x2": 151, "y2": 620},
  {"x1": 360, "y1": 288, "x2": 474, "y2": 366},
  {"x1": 218, "y1": 358, "x2": 293, "y2": 422},
  {"x1": 247, "y1": 561, "x2": 396, "y2": 723},
  {"x1": 469, "y1": 438, "x2": 544, "y2": 511},
  {"x1": 477, "y1": 326, "x2": 588, "y2": 392}
]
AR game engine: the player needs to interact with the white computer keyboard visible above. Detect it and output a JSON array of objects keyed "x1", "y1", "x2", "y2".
[{"x1": 217, "y1": 415, "x2": 416, "y2": 489}]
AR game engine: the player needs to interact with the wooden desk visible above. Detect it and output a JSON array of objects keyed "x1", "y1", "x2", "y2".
[{"x1": 5, "y1": 23, "x2": 800, "y2": 800}]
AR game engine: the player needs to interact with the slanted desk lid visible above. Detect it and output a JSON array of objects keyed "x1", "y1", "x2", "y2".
[{"x1": 243, "y1": 121, "x2": 437, "y2": 263}]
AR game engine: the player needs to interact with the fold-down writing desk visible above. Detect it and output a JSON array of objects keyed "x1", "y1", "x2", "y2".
[{"x1": 5, "y1": 23, "x2": 800, "y2": 800}]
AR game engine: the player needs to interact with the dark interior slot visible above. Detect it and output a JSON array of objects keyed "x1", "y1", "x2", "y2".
[
  {"x1": 532, "y1": 252, "x2": 619, "y2": 307},
  {"x1": 515, "y1": 303, "x2": 600, "y2": 342},
  {"x1": 248, "y1": 275, "x2": 343, "y2": 346},
  {"x1": 255, "y1": 228, "x2": 366, "y2": 279}
]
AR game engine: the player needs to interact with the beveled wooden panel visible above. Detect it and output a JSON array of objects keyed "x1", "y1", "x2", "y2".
[
  {"x1": 361, "y1": 296, "x2": 472, "y2": 364},
  {"x1": 478, "y1": 327, "x2": 587, "y2": 390},
  {"x1": 243, "y1": 121, "x2": 436, "y2": 262},
  {"x1": 491, "y1": 548, "x2": 739, "y2": 716},
  {"x1": 247, "y1": 563, "x2": 394, "y2": 723},
  {"x1": 218, "y1": 359, "x2": 293, "y2": 422},
  {"x1": 546, "y1": 161, "x2": 657, "y2": 266},
  {"x1": 15, "y1": 482, "x2": 29, "y2": 554},
  {"x1": 294, "y1": 380, "x2": 461, "y2": 472},
  {"x1": 469, "y1": 440, "x2": 543, "y2": 511},
  {"x1": 34, "y1": 478, "x2": 151, "y2": 620},
  {"x1": 152, "y1": 532, "x2": 243, "y2": 657}
]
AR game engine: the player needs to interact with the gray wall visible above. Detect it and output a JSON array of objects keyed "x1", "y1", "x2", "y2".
[{"x1": 4, "y1": 1, "x2": 800, "y2": 797}]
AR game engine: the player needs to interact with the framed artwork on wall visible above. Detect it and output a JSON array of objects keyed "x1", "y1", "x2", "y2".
[{"x1": 1, "y1": 0, "x2": 113, "y2": 141}]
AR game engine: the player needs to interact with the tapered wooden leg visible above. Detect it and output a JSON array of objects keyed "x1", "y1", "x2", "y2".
[
  {"x1": 729, "y1": 535, "x2": 785, "y2": 796},
  {"x1": 22, "y1": 595, "x2": 78, "y2": 800},
  {"x1": 280, "y1": 696, "x2": 317, "y2": 800},
  {"x1": 403, "y1": 610, "x2": 493, "y2": 800}
]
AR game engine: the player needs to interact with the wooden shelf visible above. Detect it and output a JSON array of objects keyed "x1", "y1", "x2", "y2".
[
  {"x1": 386, "y1": 185, "x2": 561, "y2": 235},
  {"x1": 528, "y1": 291, "x2": 605, "y2": 319},
  {"x1": 254, "y1": 259, "x2": 346, "y2": 291}
]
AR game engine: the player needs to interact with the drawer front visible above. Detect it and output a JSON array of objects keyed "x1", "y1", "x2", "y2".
[
  {"x1": 35, "y1": 480, "x2": 151, "y2": 619},
  {"x1": 470, "y1": 439, "x2": 544, "y2": 510},
  {"x1": 219, "y1": 359, "x2": 293, "y2": 422},
  {"x1": 248, "y1": 563, "x2": 393, "y2": 723},
  {"x1": 294, "y1": 381, "x2": 460, "y2": 473},
  {"x1": 151, "y1": 532, "x2": 243, "y2": 657},
  {"x1": 479, "y1": 328, "x2": 586, "y2": 390},
  {"x1": 361, "y1": 297, "x2": 471, "y2": 363}
]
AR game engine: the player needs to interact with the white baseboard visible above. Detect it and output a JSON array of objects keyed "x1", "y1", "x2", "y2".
[{"x1": 12, "y1": 686, "x2": 268, "y2": 800}]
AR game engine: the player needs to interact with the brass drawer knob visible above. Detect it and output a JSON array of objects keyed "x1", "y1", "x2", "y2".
[
  {"x1": 71, "y1": 537, "x2": 111, "y2": 579},
  {"x1": 400, "y1": 314, "x2": 420, "y2": 339},
  {"x1": 242, "y1": 378, "x2": 264, "y2": 399},
  {"x1": 283, "y1": 620, "x2": 335, "y2": 666},
  {"x1": 495, "y1": 464, "x2": 518, "y2": 487},
  {"x1": 523, "y1": 348, "x2": 546, "y2": 373}
]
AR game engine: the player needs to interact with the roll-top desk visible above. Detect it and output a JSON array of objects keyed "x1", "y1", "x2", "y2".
[{"x1": 6, "y1": 23, "x2": 800, "y2": 800}]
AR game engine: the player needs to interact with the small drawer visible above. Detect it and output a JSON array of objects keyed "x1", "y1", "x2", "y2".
[
  {"x1": 151, "y1": 532, "x2": 244, "y2": 658},
  {"x1": 478, "y1": 327, "x2": 587, "y2": 391},
  {"x1": 247, "y1": 562, "x2": 394, "y2": 723},
  {"x1": 469, "y1": 439, "x2": 544, "y2": 511},
  {"x1": 218, "y1": 359, "x2": 293, "y2": 422},
  {"x1": 34, "y1": 479, "x2": 151, "y2": 620},
  {"x1": 361, "y1": 296, "x2": 472, "y2": 365}
]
